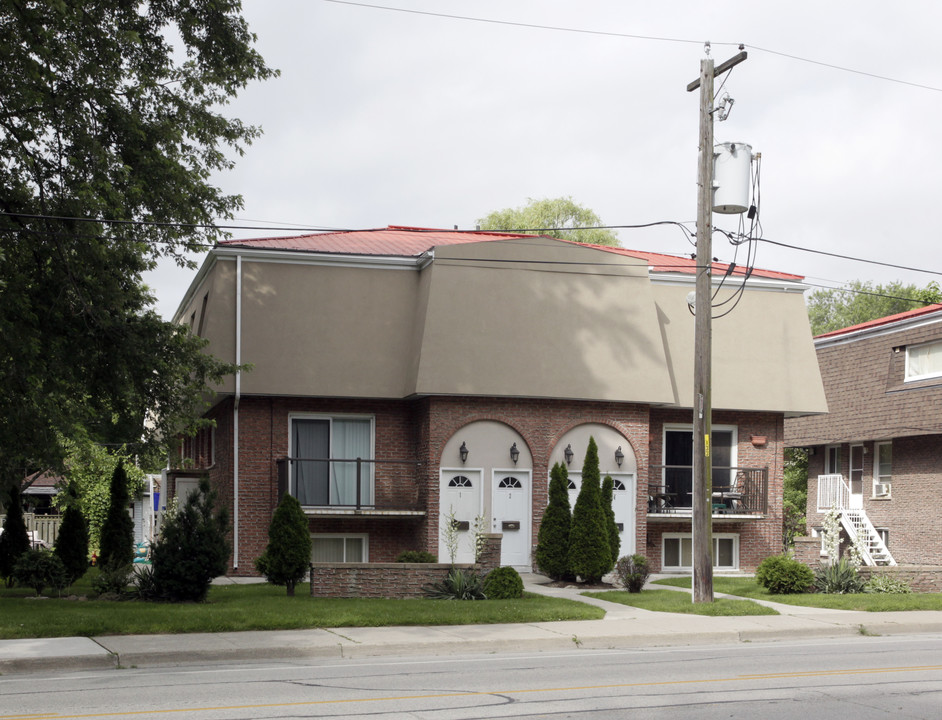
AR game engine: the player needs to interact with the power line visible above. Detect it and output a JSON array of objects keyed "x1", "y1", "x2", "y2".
[{"x1": 323, "y1": 0, "x2": 942, "y2": 93}]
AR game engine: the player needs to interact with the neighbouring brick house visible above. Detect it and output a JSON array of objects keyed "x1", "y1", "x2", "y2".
[
  {"x1": 785, "y1": 304, "x2": 942, "y2": 566},
  {"x1": 171, "y1": 227, "x2": 826, "y2": 575}
]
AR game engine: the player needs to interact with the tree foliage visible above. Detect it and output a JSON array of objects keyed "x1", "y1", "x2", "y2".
[
  {"x1": 0, "y1": 485, "x2": 31, "y2": 587},
  {"x1": 567, "y1": 437, "x2": 613, "y2": 583},
  {"x1": 255, "y1": 493, "x2": 312, "y2": 596},
  {"x1": 0, "y1": 1, "x2": 275, "y2": 496},
  {"x1": 477, "y1": 197, "x2": 620, "y2": 246},
  {"x1": 98, "y1": 461, "x2": 135, "y2": 570},
  {"x1": 53, "y1": 436, "x2": 144, "y2": 555},
  {"x1": 535, "y1": 462, "x2": 572, "y2": 580},
  {"x1": 150, "y1": 477, "x2": 229, "y2": 602},
  {"x1": 54, "y1": 484, "x2": 90, "y2": 585},
  {"x1": 807, "y1": 280, "x2": 942, "y2": 335}
]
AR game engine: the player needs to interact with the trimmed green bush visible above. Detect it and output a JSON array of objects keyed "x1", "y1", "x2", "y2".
[
  {"x1": 98, "y1": 461, "x2": 134, "y2": 571},
  {"x1": 755, "y1": 554, "x2": 814, "y2": 594},
  {"x1": 0, "y1": 485, "x2": 31, "y2": 587},
  {"x1": 423, "y1": 567, "x2": 486, "y2": 600},
  {"x1": 614, "y1": 554, "x2": 650, "y2": 593},
  {"x1": 54, "y1": 486, "x2": 90, "y2": 585},
  {"x1": 483, "y1": 566, "x2": 524, "y2": 599},
  {"x1": 814, "y1": 558, "x2": 864, "y2": 594},
  {"x1": 395, "y1": 550, "x2": 437, "y2": 563},
  {"x1": 535, "y1": 462, "x2": 571, "y2": 580},
  {"x1": 150, "y1": 477, "x2": 230, "y2": 602},
  {"x1": 567, "y1": 437, "x2": 613, "y2": 583},
  {"x1": 92, "y1": 562, "x2": 134, "y2": 598},
  {"x1": 601, "y1": 476, "x2": 620, "y2": 567},
  {"x1": 13, "y1": 549, "x2": 69, "y2": 596},
  {"x1": 255, "y1": 494, "x2": 312, "y2": 596}
]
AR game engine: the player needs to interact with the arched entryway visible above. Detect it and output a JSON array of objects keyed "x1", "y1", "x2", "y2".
[
  {"x1": 440, "y1": 421, "x2": 531, "y2": 569},
  {"x1": 550, "y1": 423, "x2": 637, "y2": 559}
]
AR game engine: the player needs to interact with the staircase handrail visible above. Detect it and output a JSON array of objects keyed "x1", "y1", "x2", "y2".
[{"x1": 817, "y1": 474, "x2": 849, "y2": 512}]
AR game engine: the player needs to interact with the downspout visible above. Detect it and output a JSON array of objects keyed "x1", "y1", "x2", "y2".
[{"x1": 233, "y1": 253, "x2": 242, "y2": 569}]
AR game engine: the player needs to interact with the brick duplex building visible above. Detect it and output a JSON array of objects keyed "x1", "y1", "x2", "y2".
[
  {"x1": 785, "y1": 304, "x2": 942, "y2": 566},
  {"x1": 172, "y1": 227, "x2": 826, "y2": 574}
]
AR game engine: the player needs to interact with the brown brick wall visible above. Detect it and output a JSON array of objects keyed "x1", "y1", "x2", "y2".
[
  {"x1": 200, "y1": 395, "x2": 785, "y2": 576},
  {"x1": 310, "y1": 534, "x2": 502, "y2": 598},
  {"x1": 805, "y1": 434, "x2": 942, "y2": 565}
]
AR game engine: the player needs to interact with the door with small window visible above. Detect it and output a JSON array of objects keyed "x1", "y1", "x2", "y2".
[
  {"x1": 439, "y1": 470, "x2": 482, "y2": 564},
  {"x1": 491, "y1": 472, "x2": 530, "y2": 568}
]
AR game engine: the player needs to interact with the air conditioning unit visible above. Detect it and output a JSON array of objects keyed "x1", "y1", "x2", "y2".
[{"x1": 874, "y1": 483, "x2": 890, "y2": 497}]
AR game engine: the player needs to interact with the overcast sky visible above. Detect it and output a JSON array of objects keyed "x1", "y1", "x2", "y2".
[{"x1": 145, "y1": 0, "x2": 942, "y2": 319}]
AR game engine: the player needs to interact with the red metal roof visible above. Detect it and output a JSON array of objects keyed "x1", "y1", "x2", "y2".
[
  {"x1": 220, "y1": 226, "x2": 802, "y2": 281},
  {"x1": 815, "y1": 303, "x2": 942, "y2": 339}
]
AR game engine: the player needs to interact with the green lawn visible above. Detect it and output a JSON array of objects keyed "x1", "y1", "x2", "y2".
[
  {"x1": 584, "y1": 589, "x2": 778, "y2": 616},
  {"x1": 0, "y1": 578, "x2": 603, "y2": 639},
  {"x1": 653, "y1": 576, "x2": 942, "y2": 611}
]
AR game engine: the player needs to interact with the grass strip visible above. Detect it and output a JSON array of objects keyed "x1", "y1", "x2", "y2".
[
  {"x1": 653, "y1": 576, "x2": 942, "y2": 611},
  {"x1": 0, "y1": 584, "x2": 603, "y2": 639},
  {"x1": 583, "y1": 588, "x2": 777, "y2": 616}
]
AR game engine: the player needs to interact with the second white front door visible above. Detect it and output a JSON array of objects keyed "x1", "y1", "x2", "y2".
[{"x1": 491, "y1": 471, "x2": 530, "y2": 569}]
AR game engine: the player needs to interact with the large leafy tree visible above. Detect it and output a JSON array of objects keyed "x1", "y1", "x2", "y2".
[
  {"x1": 807, "y1": 280, "x2": 941, "y2": 335},
  {"x1": 0, "y1": 1, "x2": 275, "y2": 495},
  {"x1": 477, "y1": 197, "x2": 620, "y2": 246},
  {"x1": 0, "y1": 485, "x2": 31, "y2": 586}
]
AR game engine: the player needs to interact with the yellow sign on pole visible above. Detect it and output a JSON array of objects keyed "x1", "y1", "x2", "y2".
[{"x1": 704, "y1": 435, "x2": 710, "y2": 458}]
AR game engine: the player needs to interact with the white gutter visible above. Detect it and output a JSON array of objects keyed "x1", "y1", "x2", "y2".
[{"x1": 233, "y1": 253, "x2": 242, "y2": 569}]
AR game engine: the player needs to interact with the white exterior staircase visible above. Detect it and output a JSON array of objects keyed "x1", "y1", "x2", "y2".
[{"x1": 817, "y1": 474, "x2": 896, "y2": 566}]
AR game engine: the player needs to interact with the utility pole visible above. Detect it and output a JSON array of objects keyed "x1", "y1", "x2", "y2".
[{"x1": 687, "y1": 46, "x2": 747, "y2": 604}]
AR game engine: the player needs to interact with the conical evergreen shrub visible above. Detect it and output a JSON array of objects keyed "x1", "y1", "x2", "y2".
[
  {"x1": 255, "y1": 493, "x2": 312, "y2": 596},
  {"x1": 601, "y1": 476, "x2": 621, "y2": 567},
  {"x1": 98, "y1": 461, "x2": 134, "y2": 570},
  {"x1": 535, "y1": 462, "x2": 572, "y2": 580},
  {"x1": 54, "y1": 484, "x2": 90, "y2": 585},
  {"x1": 567, "y1": 437, "x2": 613, "y2": 583},
  {"x1": 0, "y1": 485, "x2": 31, "y2": 587}
]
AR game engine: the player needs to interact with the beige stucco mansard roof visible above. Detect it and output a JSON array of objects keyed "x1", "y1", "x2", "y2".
[{"x1": 175, "y1": 227, "x2": 827, "y2": 416}]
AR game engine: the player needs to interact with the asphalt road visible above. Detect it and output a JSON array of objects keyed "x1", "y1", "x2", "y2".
[{"x1": 3, "y1": 634, "x2": 942, "y2": 719}]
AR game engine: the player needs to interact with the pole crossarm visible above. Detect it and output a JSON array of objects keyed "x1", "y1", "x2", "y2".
[{"x1": 686, "y1": 51, "x2": 748, "y2": 92}]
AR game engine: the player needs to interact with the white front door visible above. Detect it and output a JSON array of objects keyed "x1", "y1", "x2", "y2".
[
  {"x1": 491, "y1": 471, "x2": 530, "y2": 569},
  {"x1": 439, "y1": 470, "x2": 482, "y2": 564},
  {"x1": 849, "y1": 445, "x2": 864, "y2": 509}
]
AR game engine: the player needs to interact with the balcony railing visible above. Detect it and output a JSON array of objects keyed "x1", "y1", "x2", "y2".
[
  {"x1": 648, "y1": 466, "x2": 768, "y2": 517},
  {"x1": 276, "y1": 457, "x2": 423, "y2": 513}
]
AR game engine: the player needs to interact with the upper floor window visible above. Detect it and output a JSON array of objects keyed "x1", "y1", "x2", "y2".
[
  {"x1": 905, "y1": 339, "x2": 942, "y2": 381},
  {"x1": 291, "y1": 415, "x2": 373, "y2": 506}
]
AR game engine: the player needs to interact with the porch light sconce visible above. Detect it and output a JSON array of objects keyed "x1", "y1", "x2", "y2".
[
  {"x1": 510, "y1": 442, "x2": 520, "y2": 465},
  {"x1": 750, "y1": 435, "x2": 767, "y2": 447},
  {"x1": 615, "y1": 446, "x2": 624, "y2": 467},
  {"x1": 564, "y1": 444, "x2": 574, "y2": 465},
  {"x1": 459, "y1": 441, "x2": 469, "y2": 463}
]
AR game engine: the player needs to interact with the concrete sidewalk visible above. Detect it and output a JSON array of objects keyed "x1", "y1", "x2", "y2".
[{"x1": 3, "y1": 576, "x2": 942, "y2": 675}]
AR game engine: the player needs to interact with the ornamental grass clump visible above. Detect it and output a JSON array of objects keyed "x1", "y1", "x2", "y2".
[
  {"x1": 423, "y1": 567, "x2": 486, "y2": 600},
  {"x1": 814, "y1": 557, "x2": 864, "y2": 594},
  {"x1": 755, "y1": 554, "x2": 814, "y2": 594}
]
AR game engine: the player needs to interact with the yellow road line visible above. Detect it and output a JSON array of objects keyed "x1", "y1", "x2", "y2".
[{"x1": 6, "y1": 664, "x2": 942, "y2": 719}]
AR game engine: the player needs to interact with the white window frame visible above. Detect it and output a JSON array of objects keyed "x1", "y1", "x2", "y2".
[
  {"x1": 310, "y1": 533, "x2": 369, "y2": 563},
  {"x1": 288, "y1": 413, "x2": 375, "y2": 507},
  {"x1": 905, "y1": 339, "x2": 942, "y2": 382},
  {"x1": 873, "y1": 441, "x2": 892, "y2": 497},
  {"x1": 661, "y1": 532, "x2": 739, "y2": 571},
  {"x1": 825, "y1": 445, "x2": 842, "y2": 475}
]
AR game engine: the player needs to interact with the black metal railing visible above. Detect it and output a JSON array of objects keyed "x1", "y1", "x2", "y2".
[
  {"x1": 276, "y1": 457, "x2": 422, "y2": 511},
  {"x1": 647, "y1": 466, "x2": 768, "y2": 516}
]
